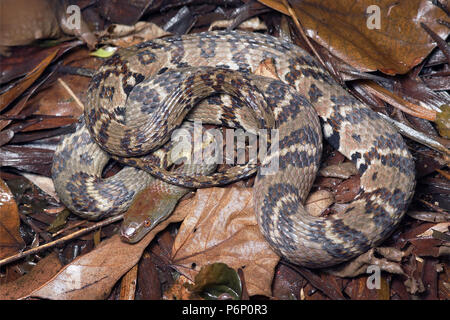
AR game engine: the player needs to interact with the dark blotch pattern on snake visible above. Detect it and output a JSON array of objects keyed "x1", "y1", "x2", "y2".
[{"x1": 51, "y1": 31, "x2": 415, "y2": 268}]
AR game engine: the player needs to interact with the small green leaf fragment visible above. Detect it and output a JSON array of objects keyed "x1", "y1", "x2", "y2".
[
  {"x1": 436, "y1": 105, "x2": 450, "y2": 139},
  {"x1": 90, "y1": 46, "x2": 117, "y2": 58}
]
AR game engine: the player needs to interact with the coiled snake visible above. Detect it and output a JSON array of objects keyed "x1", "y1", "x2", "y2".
[{"x1": 51, "y1": 31, "x2": 415, "y2": 268}]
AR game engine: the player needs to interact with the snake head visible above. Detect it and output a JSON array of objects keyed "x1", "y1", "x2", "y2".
[{"x1": 120, "y1": 186, "x2": 181, "y2": 243}]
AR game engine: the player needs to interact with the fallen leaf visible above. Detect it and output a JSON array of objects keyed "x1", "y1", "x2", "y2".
[
  {"x1": 102, "y1": 22, "x2": 171, "y2": 48},
  {"x1": 209, "y1": 16, "x2": 268, "y2": 32},
  {"x1": 325, "y1": 247, "x2": 406, "y2": 278},
  {"x1": 170, "y1": 187, "x2": 280, "y2": 297},
  {"x1": 259, "y1": 0, "x2": 450, "y2": 74},
  {"x1": 416, "y1": 222, "x2": 450, "y2": 238},
  {"x1": 305, "y1": 189, "x2": 334, "y2": 216},
  {"x1": 319, "y1": 162, "x2": 358, "y2": 179},
  {"x1": 0, "y1": 178, "x2": 25, "y2": 259},
  {"x1": 0, "y1": 252, "x2": 63, "y2": 300},
  {"x1": 344, "y1": 275, "x2": 390, "y2": 300}
]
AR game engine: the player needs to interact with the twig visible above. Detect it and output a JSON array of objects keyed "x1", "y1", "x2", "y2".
[
  {"x1": 57, "y1": 78, "x2": 85, "y2": 113},
  {"x1": 51, "y1": 220, "x2": 87, "y2": 237},
  {"x1": 281, "y1": 0, "x2": 329, "y2": 75},
  {"x1": 0, "y1": 214, "x2": 123, "y2": 267}
]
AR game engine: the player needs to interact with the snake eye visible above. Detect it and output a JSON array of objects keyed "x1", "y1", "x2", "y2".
[{"x1": 144, "y1": 219, "x2": 152, "y2": 228}]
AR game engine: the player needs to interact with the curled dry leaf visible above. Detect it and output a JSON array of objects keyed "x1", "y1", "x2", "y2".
[
  {"x1": 319, "y1": 162, "x2": 358, "y2": 179},
  {"x1": 0, "y1": 178, "x2": 25, "y2": 260},
  {"x1": 259, "y1": 0, "x2": 450, "y2": 74},
  {"x1": 416, "y1": 222, "x2": 450, "y2": 238},
  {"x1": 170, "y1": 187, "x2": 280, "y2": 297},
  {"x1": 209, "y1": 16, "x2": 268, "y2": 32},
  {"x1": 325, "y1": 247, "x2": 406, "y2": 278},
  {"x1": 101, "y1": 22, "x2": 171, "y2": 48}
]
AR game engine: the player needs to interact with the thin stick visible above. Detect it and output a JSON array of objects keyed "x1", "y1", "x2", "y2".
[
  {"x1": 0, "y1": 214, "x2": 123, "y2": 267},
  {"x1": 57, "y1": 78, "x2": 85, "y2": 112},
  {"x1": 281, "y1": 0, "x2": 328, "y2": 73}
]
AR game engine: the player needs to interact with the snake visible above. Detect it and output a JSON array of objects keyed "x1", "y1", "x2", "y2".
[{"x1": 51, "y1": 31, "x2": 415, "y2": 268}]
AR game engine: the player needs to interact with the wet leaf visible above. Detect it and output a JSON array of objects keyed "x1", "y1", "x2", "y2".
[
  {"x1": 186, "y1": 263, "x2": 242, "y2": 300},
  {"x1": 170, "y1": 187, "x2": 279, "y2": 297},
  {"x1": 259, "y1": 0, "x2": 450, "y2": 74},
  {"x1": 0, "y1": 178, "x2": 25, "y2": 259}
]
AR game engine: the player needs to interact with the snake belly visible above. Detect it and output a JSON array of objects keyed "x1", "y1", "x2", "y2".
[{"x1": 52, "y1": 31, "x2": 415, "y2": 268}]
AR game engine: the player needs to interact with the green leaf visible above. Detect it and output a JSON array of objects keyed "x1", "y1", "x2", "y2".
[
  {"x1": 90, "y1": 46, "x2": 117, "y2": 58},
  {"x1": 186, "y1": 263, "x2": 242, "y2": 300}
]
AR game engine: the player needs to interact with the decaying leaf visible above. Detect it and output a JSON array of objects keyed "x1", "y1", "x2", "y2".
[
  {"x1": 416, "y1": 222, "x2": 450, "y2": 238},
  {"x1": 0, "y1": 178, "x2": 25, "y2": 259},
  {"x1": 436, "y1": 105, "x2": 450, "y2": 138},
  {"x1": 325, "y1": 247, "x2": 406, "y2": 278},
  {"x1": 259, "y1": 0, "x2": 450, "y2": 74},
  {"x1": 101, "y1": 21, "x2": 171, "y2": 48},
  {"x1": 170, "y1": 187, "x2": 280, "y2": 297}
]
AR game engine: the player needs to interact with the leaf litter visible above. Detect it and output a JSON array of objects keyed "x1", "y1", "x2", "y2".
[{"x1": 0, "y1": 0, "x2": 449, "y2": 300}]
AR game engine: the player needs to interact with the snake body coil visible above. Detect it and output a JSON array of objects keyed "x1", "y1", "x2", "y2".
[{"x1": 52, "y1": 31, "x2": 415, "y2": 268}]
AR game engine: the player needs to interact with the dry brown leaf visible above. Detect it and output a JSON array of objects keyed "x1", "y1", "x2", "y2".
[
  {"x1": 0, "y1": 178, "x2": 25, "y2": 259},
  {"x1": 0, "y1": 252, "x2": 63, "y2": 300},
  {"x1": 305, "y1": 189, "x2": 334, "y2": 216},
  {"x1": 209, "y1": 16, "x2": 268, "y2": 32},
  {"x1": 170, "y1": 187, "x2": 280, "y2": 297},
  {"x1": 259, "y1": 0, "x2": 450, "y2": 74},
  {"x1": 416, "y1": 222, "x2": 450, "y2": 238},
  {"x1": 319, "y1": 162, "x2": 358, "y2": 179},
  {"x1": 29, "y1": 202, "x2": 189, "y2": 300},
  {"x1": 0, "y1": 48, "x2": 58, "y2": 117},
  {"x1": 102, "y1": 22, "x2": 171, "y2": 48}
]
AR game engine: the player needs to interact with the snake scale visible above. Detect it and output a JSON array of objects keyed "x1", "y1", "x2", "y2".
[{"x1": 51, "y1": 31, "x2": 415, "y2": 268}]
